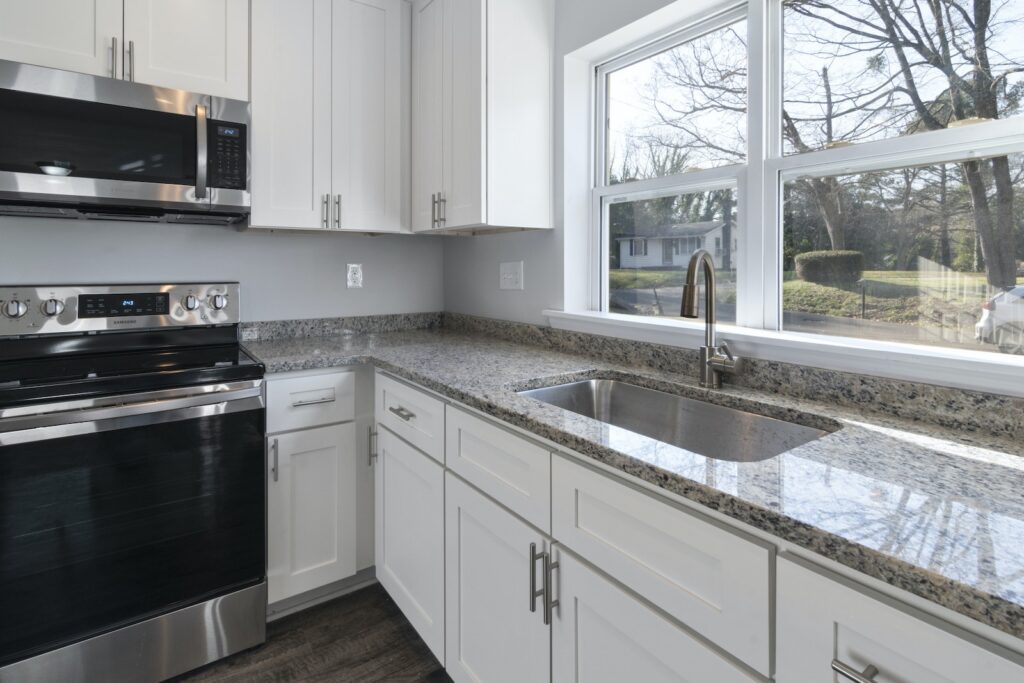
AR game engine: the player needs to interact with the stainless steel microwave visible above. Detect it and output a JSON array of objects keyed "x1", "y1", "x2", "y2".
[{"x1": 0, "y1": 59, "x2": 249, "y2": 224}]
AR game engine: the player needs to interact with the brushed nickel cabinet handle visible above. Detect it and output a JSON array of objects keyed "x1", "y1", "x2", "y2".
[
  {"x1": 431, "y1": 193, "x2": 438, "y2": 228},
  {"x1": 111, "y1": 36, "x2": 118, "y2": 78},
  {"x1": 334, "y1": 194, "x2": 341, "y2": 229},
  {"x1": 368, "y1": 426, "x2": 378, "y2": 466},
  {"x1": 543, "y1": 549, "x2": 559, "y2": 625},
  {"x1": 529, "y1": 542, "x2": 545, "y2": 613},
  {"x1": 290, "y1": 396, "x2": 335, "y2": 407},
  {"x1": 321, "y1": 194, "x2": 329, "y2": 228},
  {"x1": 831, "y1": 660, "x2": 880, "y2": 683},
  {"x1": 270, "y1": 438, "x2": 279, "y2": 482},
  {"x1": 127, "y1": 40, "x2": 135, "y2": 81},
  {"x1": 438, "y1": 192, "x2": 446, "y2": 225},
  {"x1": 388, "y1": 405, "x2": 415, "y2": 421}
]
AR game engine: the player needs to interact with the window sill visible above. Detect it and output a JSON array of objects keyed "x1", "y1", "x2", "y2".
[{"x1": 543, "y1": 309, "x2": 1024, "y2": 398}]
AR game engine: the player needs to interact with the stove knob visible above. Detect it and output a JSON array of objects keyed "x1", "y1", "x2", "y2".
[
  {"x1": 42, "y1": 298, "x2": 65, "y2": 317},
  {"x1": 182, "y1": 294, "x2": 199, "y2": 311},
  {"x1": 209, "y1": 294, "x2": 228, "y2": 311},
  {"x1": 2, "y1": 299, "x2": 27, "y2": 319}
]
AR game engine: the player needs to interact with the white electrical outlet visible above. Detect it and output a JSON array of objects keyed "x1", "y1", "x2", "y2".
[
  {"x1": 499, "y1": 261, "x2": 524, "y2": 290},
  {"x1": 347, "y1": 264, "x2": 363, "y2": 288}
]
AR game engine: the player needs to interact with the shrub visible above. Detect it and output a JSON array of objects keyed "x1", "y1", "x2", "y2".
[{"x1": 795, "y1": 250, "x2": 864, "y2": 285}]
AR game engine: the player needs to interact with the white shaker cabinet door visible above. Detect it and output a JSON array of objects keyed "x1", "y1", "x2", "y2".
[
  {"x1": 445, "y1": 473, "x2": 550, "y2": 683},
  {"x1": 123, "y1": 0, "x2": 249, "y2": 99},
  {"x1": 267, "y1": 423, "x2": 358, "y2": 604},
  {"x1": 250, "y1": 0, "x2": 333, "y2": 230},
  {"x1": 552, "y1": 549, "x2": 758, "y2": 683},
  {"x1": 374, "y1": 426, "x2": 445, "y2": 660},
  {"x1": 410, "y1": 0, "x2": 444, "y2": 231},
  {"x1": 0, "y1": 0, "x2": 122, "y2": 78},
  {"x1": 439, "y1": 0, "x2": 484, "y2": 229},
  {"x1": 331, "y1": 0, "x2": 405, "y2": 232}
]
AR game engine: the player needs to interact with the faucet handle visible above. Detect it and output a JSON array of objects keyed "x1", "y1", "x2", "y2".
[{"x1": 717, "y1": 341, "x2": 734, "y2": 361}]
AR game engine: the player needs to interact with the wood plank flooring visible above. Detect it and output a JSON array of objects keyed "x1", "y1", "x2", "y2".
[{"x1": 174, "y1": 585, "x2": 449, "y2": 682}]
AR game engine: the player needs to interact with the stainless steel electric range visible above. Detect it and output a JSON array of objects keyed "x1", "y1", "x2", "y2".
[{"x1": 0, "y1": 283, "x2": 266, "y2": 682}]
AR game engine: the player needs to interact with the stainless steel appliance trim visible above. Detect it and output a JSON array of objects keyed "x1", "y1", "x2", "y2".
[
  {"x1": 0, "y1": 392, "x2": 265, "y2": 446},
  {"x1": 0, "y1": 282, "x2": 241, "y2": 336},
  {"x1": 0, "y1": 581, "x2": 267, "y2": 683},
  {"x1": 196, "y1": 103, "x2": 208, "y2": 199},
  {"x1": 0, "y1": 379, "x2": 262, "y2": 420}
]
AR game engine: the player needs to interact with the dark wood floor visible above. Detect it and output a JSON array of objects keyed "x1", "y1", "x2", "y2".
[{"x1": 174, "y1": 585, "x2": 449, "y2": 682}]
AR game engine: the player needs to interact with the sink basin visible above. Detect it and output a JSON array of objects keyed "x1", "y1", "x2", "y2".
[{"x1": 518, "y1": 379, "x2": 828, "y2": 462}]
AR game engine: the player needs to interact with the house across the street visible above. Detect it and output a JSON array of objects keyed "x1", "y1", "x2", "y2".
[{"x1": 616, "y1": 220, "x2": 736, "y2": 269}]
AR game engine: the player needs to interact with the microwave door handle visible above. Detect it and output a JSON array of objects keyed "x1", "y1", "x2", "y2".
[{"x1": 195, "y1": 103, "x2": 208, "y2": 199}]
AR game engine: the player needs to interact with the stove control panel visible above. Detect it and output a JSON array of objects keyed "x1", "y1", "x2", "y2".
[{"x1": 0, "y1": 283, "x2": 240, "y2": 337}]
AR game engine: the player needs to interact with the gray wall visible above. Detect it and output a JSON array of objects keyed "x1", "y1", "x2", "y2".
[
  {"x1": 0, "y1": 217, "x2": 445, "y2": 321},
  {"x1": 443, "y1": 0, "x2": 678, "y2": 324}
]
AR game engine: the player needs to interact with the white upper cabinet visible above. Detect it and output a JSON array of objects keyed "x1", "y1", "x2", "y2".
[
  {"x1": 122, "y1": 0, "x2": 250, "y2": 100},
  {"x1": 0, "y1": 0, "x2": 122, "y2": 78},
  {"x1": 0, "y1": 1, "x2": 249, "y2": 99},
  {"x1": 250, "y1": 0, "x2": 332, "y2": 230},
  {"x1": 411, "y1": 0, "x2": 444, "y2": 232},
  {"x1": 251, "y1": 0, "x2": 408, "y2": 232},
  {"x1": 331, "y1": 0, "x2": 405, "y2": 232},
  {"x1": 411, "y1": 0, "x2": 553, "y2": 233}
]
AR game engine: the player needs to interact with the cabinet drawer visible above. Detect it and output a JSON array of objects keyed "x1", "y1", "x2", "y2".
[
  {"x1": 446, "y1": 407, "x2": 550, "y2": 530},
  {"x1": 376, "y1": 372, "x2": 445, "y2": 462},
  {"x1": 267, "y1": 371, "x2": 355, "y2": 433},
  {"x1": 552, "y1": 455, "x2": 771, "y2": 676},
  {"x1": 777, "y1": 556, "x2": 1024, "y2": 683}
]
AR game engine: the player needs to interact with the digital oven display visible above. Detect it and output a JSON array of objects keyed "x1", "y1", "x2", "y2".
[{"x1": 79, "y1": 293, "x2": 169, "y2": 318}]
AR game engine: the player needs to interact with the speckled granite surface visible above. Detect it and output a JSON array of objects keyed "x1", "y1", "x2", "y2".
[
  {"x1": 240, "y1": 312, "x2": 442, "y2": 342},
  {"x1": 246, "y1": 327, "x2": 1024, "y2": 640}
]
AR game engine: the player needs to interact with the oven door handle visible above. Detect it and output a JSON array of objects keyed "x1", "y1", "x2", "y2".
[
  {"x1": 0, "y1": 386, "x2": 263, "y2": 446},
  {"x1": 196, "y1": 103, "x2": 209, "y2": 199}
]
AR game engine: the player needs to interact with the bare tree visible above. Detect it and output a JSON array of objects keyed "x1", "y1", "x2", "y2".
[{"x1": 786, "y1": 0, "x2": 1022, "y2": 288}]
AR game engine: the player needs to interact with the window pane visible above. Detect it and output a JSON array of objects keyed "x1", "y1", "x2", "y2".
[
  {"x1": 782, "y1": 153, "x2": 1024, "y2": 356},
  {"x1": 606, "y1": 19, "x2": 747, "y2": 184},
  {"x1": 608, "y1": 188, "x2": 739, "y2": 323},
  {"x1": 783, "y1": 0, "x2": 1024, "y2": 154}
]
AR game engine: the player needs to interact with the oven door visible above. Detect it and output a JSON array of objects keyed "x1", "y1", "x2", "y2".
[
  {"x1": 0, "y1": 382, "x2": 266, "y2": 668},
  {"x1": 0, "y1": 59, "x2": 249, "y2": 215}
]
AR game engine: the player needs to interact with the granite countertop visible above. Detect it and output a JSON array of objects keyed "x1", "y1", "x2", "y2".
[{"x1": 246, "y1": 328, "x2": 1024, "y2": 641}]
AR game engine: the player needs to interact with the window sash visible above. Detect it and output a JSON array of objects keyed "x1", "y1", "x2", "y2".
[{"x1": 593, "y1": 0, "x2": 1024, "y2": 338}]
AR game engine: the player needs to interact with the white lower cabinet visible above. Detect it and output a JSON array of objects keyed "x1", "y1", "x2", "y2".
[
  {"x1": 374, "y1": 426, "x2": 445, "y2": 660},
  {"x1": 444, "y1": 473, "x2": 550, "y2": 683},
  {"x1": 777, "y1": 555, "x2": 1024, "y2": 683},
  {"x1": 267, "y1": 422, "x2": 358, "y2": 604},
  {"x1": 552, "y1": 549, "x2": 757, "y2": 683}
]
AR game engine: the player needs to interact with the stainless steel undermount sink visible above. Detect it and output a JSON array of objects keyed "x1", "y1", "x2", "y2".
[{"x1": 518, "y1": 379, "x2": 829, "y2": 462}]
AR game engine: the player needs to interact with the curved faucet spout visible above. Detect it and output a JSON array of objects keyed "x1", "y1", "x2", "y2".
[{"x1": 681, "y1": 249, "x2": 717, "y2": 349}]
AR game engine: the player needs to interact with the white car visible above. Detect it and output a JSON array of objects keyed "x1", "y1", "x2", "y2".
[{"x1": 976, "y1": 286, "x2": 1024, "y2": 354}]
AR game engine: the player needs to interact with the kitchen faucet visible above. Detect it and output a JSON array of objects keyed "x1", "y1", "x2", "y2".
[{"x1": 681, "y1": 250, "x2": 739, "y2": 389}]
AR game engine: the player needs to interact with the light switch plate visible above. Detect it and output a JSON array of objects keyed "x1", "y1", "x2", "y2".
[
  {"x1": 347, "y1": 264, "x2": 363, "y2": 289},
  {"x1": 499, "y1": 261, "x2": 524, "y2": 290}
]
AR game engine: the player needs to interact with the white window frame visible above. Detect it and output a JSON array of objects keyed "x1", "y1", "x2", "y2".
[{"x1": 552, "y1": 0, "x2": 1024, "y2": 397}]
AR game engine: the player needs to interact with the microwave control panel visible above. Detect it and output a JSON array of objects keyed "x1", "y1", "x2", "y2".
[{"x1": 208, "y1": 121, "x2": 247, "y2": 190}]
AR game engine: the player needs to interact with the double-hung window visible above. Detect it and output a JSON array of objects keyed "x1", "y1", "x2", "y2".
[{"x1": 593, "y1": 0, "x2": 1024, "y2": 360}]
